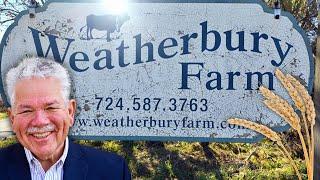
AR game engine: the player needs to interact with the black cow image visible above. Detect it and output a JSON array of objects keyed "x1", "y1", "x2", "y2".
[{"x1": 80, "y1": 14, "x2": 130, "y2": 41}]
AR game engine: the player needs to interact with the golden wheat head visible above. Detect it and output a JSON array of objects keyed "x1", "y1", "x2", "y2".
[
  {"x1": 259, "y1": 85, "x2": 301, "y2": 131},
  {"x1": 228, "y1": 118, "x2": 281, "y2": 142},
  {"x1": 275, "y1": 69, "x2": 305, "y2": 113},
  {"x1": 286, "y1": 74, "x2": 316, "y2": 125},
  {"x1": 263, "y1": 100, "x2": 301, "y2": 131},
  {"x1": 259, "y1": 86, "x2": 278, "y2": 100}
]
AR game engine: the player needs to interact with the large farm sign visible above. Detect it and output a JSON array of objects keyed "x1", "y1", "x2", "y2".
[{"x1": 0, "y1": 0, "x2": 313, "y2": 142}]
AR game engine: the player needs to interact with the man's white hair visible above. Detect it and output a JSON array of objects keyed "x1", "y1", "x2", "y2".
[{"x1": 6, "y1": 57, "x2": 71, "y2": 106}]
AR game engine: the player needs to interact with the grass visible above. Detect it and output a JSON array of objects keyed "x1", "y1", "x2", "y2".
[
  {"x1": 0, "y1": 137, "x2": 16, "y2": 148},
  {"x1": 0, "y1": 133, "x2": 307, "y2": 179}
]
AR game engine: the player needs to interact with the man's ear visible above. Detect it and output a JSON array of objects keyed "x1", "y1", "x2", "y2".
[
  {"x1": 7, "y1": 107, "x2": 16, "y2": 132},
  {"x1": 67, "y1": 99, "x2": 76, "y2": 126}
]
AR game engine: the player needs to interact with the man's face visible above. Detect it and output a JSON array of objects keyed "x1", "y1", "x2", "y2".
[{"x1": 9, "y1": 77, "x2": 76, "y2": 160}]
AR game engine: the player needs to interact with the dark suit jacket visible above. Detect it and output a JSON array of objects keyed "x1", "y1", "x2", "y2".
[{"x1": 0, "y1": 140, "x2": 131, "y2": 180}]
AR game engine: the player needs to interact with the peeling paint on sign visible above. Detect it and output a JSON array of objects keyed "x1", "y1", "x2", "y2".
[{"x1": 0, "y1": 0, "x2": 314, "y2": 142}]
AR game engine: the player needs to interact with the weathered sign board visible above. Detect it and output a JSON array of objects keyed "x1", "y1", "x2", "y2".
[{"x1": 0, "y1": 0, "x2": 313, "y2": 142}]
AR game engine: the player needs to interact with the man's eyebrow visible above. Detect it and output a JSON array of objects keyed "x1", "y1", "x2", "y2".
[
  {"x1": 17, "y1": 104, "x2": 32, "y2": 109},
  {"x1": 45, "y1": 101, "x2": 61, "y2": 106},
  {"x1": 17, "y1": 100, "x2": 61, "y2": 108}
]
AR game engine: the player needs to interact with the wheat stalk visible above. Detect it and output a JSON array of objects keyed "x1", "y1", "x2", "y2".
[
  {"x1": 262, "y1": 99, "x2": 310, "y2": 174},
  {"x1": 259, "y1": 86, "x2": 279, "y2": 100},
  {"x1": 228, "y1": 70, "x2": 315, "y2": 179},
  {"x1": 260, "y1": 88, "x2": 311, "y2": 177},
  {"x1": 287, "y1": 74, "x2": 316, "y2": 178},
  {"x1": 228, "y1": 118, "x2": 301, "y2": 179},
  {"x1": 263, "y1": 99, "x2": 300, "y2": 129},
  {"x1": 260, "y1": 71, "x2": 312, "y2": 178},
  {"x1": 275, "y1": 69, "x2": 305, "y2": 113},
  {"x1": 228, "y1": 118, "x2": 281, "y2": 142},
  {"x1": 286, "y1": 74, "x2": 315, "y2": 126},
  {"x1": 260, "y1": 87, "x2": 301, "y2": 131},
  {"x1": 276, "y1": 69, "x2": 312, "y2": 164}
]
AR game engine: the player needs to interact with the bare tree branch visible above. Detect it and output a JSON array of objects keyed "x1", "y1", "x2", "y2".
[
  {"x1": 0, "y1": 8, "x2": 20, "y2": 13},
  {"x1": 0, "y1": 18, "x2": 15, "y2": 24}
]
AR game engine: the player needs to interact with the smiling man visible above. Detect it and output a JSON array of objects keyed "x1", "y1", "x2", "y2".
[{"x1": 0, "y1": 57, "x2": 131, "y2": 180}]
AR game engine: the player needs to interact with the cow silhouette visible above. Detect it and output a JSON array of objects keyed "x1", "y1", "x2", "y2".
[{"x1": 80, "y1": 14, "x2": 130, "y2": 41}]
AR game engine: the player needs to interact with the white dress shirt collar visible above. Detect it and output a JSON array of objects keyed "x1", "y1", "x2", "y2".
[{"x1": 24, "y1": 137, "x2": 69, "y2": 180}]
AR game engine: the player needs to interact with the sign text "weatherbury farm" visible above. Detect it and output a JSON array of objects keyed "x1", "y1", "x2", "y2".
[{"x1": 29, "y1": 21, "x2": 293, "y2": 91}]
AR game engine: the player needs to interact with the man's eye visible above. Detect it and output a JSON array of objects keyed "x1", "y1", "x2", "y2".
[
  {"x1": 18, "y1": 110, "x2": 32, "y2": 114},
  {"x1": 46, "y1": 107, "x2": 59, "y2": 111}
]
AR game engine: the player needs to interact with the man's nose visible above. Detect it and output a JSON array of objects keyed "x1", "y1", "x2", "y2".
[{"x1": 31, "y1": 110, "x2": 50, "y2": 126}]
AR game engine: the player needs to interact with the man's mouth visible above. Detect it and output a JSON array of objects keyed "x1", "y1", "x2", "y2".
[
  {"x1": 27, "y1": 124, "x2": 56, "y2": 139},
  {"x1": 31, "y1": 132, "x2": 52, "y2": 139}
]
